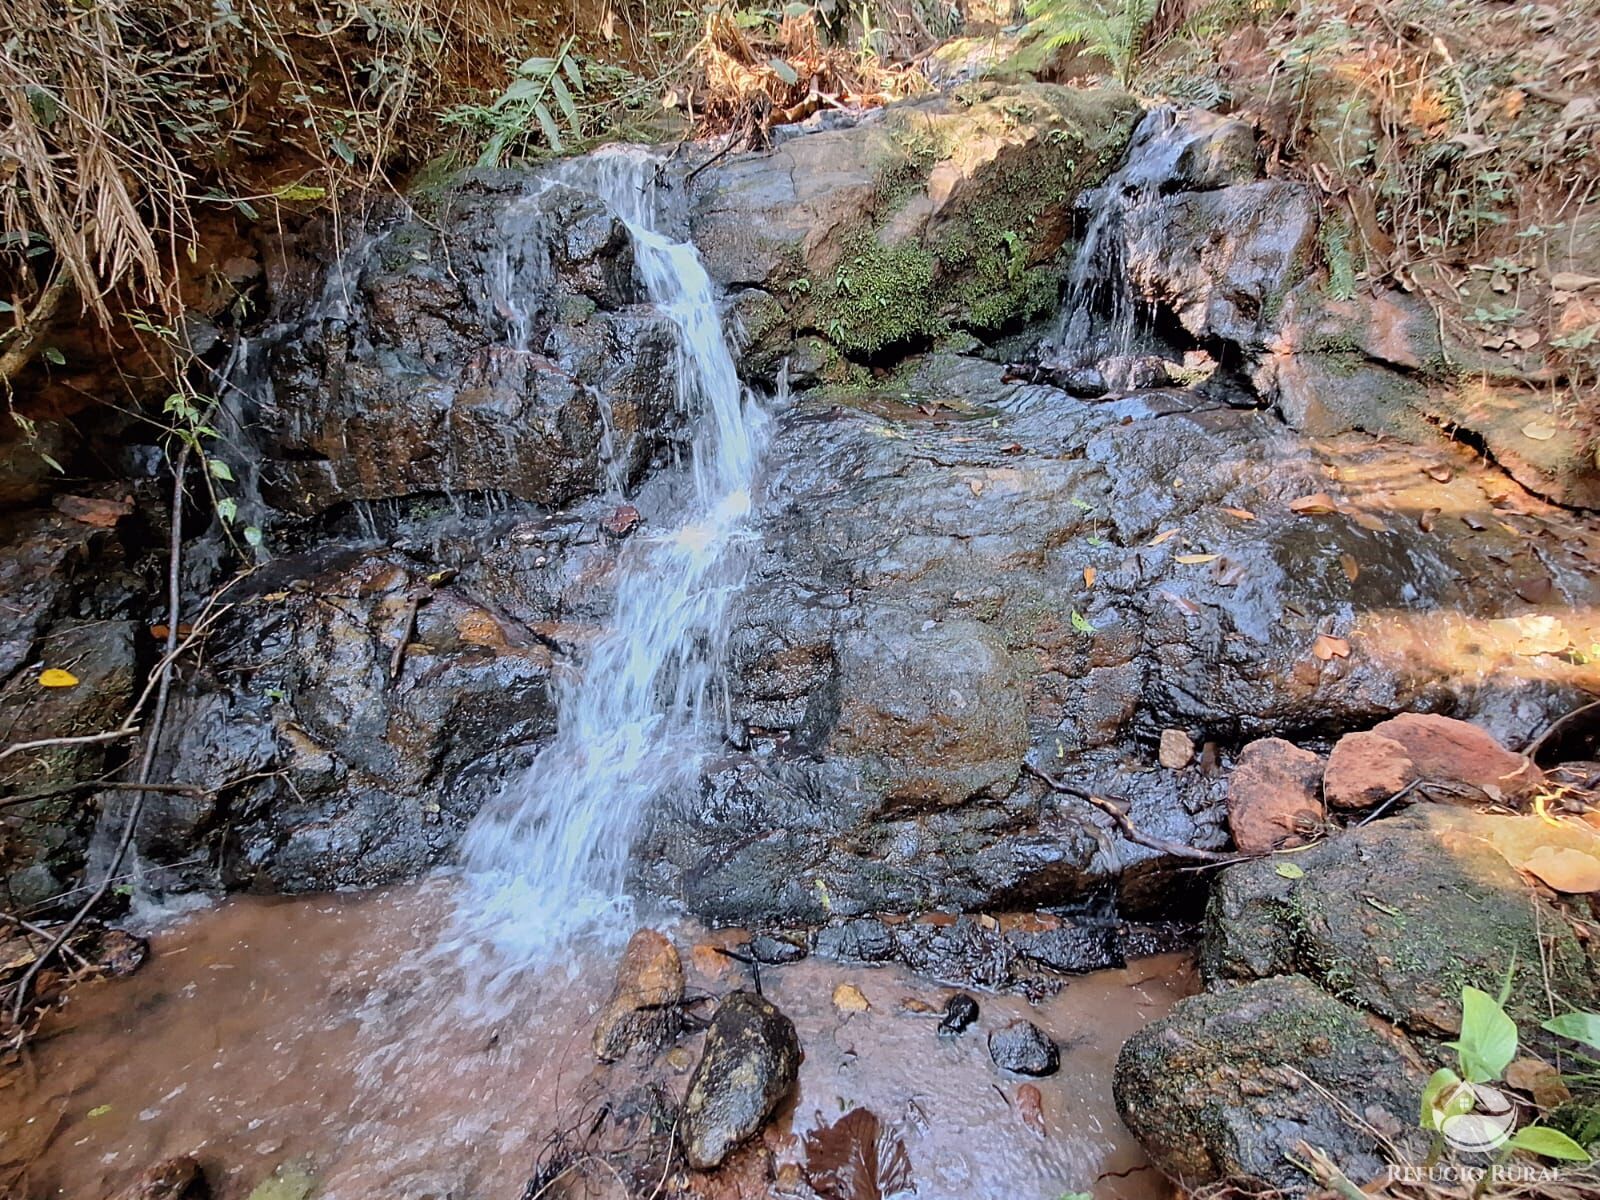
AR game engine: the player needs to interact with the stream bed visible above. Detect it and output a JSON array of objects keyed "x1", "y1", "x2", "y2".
[{"x1": 0, "y1": 887, "x2": 1190, "y2": 1199}]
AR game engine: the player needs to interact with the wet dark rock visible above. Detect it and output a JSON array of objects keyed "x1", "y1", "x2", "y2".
[
  {"x1": 1114, "y1": 975, "x2": 1427, "y2": 1193},
  {"x1": 260, "y1": 176, "x2": 684, "y2": 517},
  {"x1": 114, "y1": 1155, "x2": 209, "y2": 1200},
  {"x1": 1225, "y1": 737, "x2": 1324, "y2": 853},
  {"x1": 680, "y1": 991, "x2": 801, "y2": 1170},
  {"x1": 1098, "y1": 354, "x2": 1171, "y2": 392},
  {"x1": 593, "y1": 928, "x2": 685, "y2": 1062},
  {"x1": 747, "y1": 932, "x2": 809, "y2": 964},
  {"x1": 1323, "y1": 730, "x2": 1416, "y2": 810},
  {"x1": 100, "y1": 544, "x2": 561, "y2": 892},
  {"x1": 1058, "y1": 366, "x2": 1109, "y2": 398},
  {"x1": 601, "y1": 503, "x2": 641, "y2": 539},
  {"x1": 1201, "y1": 807, "x2": 1597, "y2": 1037},
  {"x1": 987, "y1": 1019, "x2": 1058, "y2": 1076},
  {"x1": 815, "y1": 918, "x2": 897, "y2": 963},
  {"x1": 937, "y1": 992, "x2": 979, "y2": 1036}
]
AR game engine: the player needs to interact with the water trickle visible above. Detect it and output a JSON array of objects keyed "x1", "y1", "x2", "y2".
[
  {"x1": 451, "y1": 148, "x2": 772, "y2": 978},
  {"x1": 1052, "y1": 107, "x2": 1181, "y2": 366}
]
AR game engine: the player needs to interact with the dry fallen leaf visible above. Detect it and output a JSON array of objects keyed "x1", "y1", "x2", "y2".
[
  {"x1": 38, "y1": 668, "x2": 79, "y2": 688},
  {"x1": 1174, "y1": 553, "x2": 1219, "y2": 565},
  {"x1": 1419, "y1": 507, "x2": 1441, "y2": 533},
  {"x1": 832, "y1": 983, "x2": 871, "y2": 1014},
  {"x1": 803, "y1": 1107, "x2": 914, "y2": 1200},
  {"x1": 1504, "y1": 1057, "x2": 1571, "y2": 1108},
  {"x1": 1312, "y1": 634, "x2": 1351, "y2": 661},
  {"x1": 1521, "y1": 846, "x2": 1600, "y2": 893},
  {"x1": 54, "y1": 494, "x2": 134, "y2": 528},
  {"x1": 1521, "y1": 422, "x2": 1558, "y2": 441},
  {"x1": 1016, "y1": 1084, "x2": 1047, "y2": 1139},
  {"x1": 1348, "y1": 510, "x2": 1391, "y2": 533},
  {"x1": 1290, "y1": 493, "x2": 1340, "y2": 515},
  {"x1": 1339, "y1": 553, "x2": 1360, "y2": 583},
  {"x1": 1424, "y1": 464, "x2": 1453, "y2": 483},
  {"x1": 1158, "y1": 590, "x2": 1203, "y2": 617},
  {"x1": 1147, "y1": 528, "x2": 1181, "y2": 546},
  {"x1": 1221, "y1": 506, "x2": 1256, "y2": 520},
  {"x1": 1083, "y1": 566, "x2": 1096, "y2": 589}
]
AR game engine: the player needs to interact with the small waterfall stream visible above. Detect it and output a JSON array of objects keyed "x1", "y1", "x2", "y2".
[{"x1": 452, "y1": 149, "x2": 772, "y2": 974}]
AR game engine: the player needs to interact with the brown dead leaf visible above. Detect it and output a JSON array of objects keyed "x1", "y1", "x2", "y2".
[
  {"x1": 1083, "y1": 566, "x2": 1096, "y2": 589},
  {"x1": 1016, "y1": 1084, "x2": 1047, "y2": 1139},
  {"x1": 1158, "y1": 590, "x2": 1203, "y2": 617},
  {"x1": 1339, "y1": 553, "x2": 1360, "y2": 583},
  {"x1": 1290, "y1": 493, "x2": 1339, "y2": 515},
  {"x1": 832, "y1": 983, "x2": 871, "y2": 1014},
  {"x1": 1147, "y1": 528, "x2": 1181, "y2": 546},
  {"x1": 1424, "y1": 464, "x2": 1453, "y2": 483},
  {"x1": 1521, "y1": 846, "x2": 1600, "y2": 893},
  {"x1": 1348, "y1": 510, "x2": 1390, "y2": 533},
  {"x1": 803, "y1": 1108, "x2": 914, "y2": 1200},
  {"x1": 1516, "y1": 575, "x2": 1553, "y2": 604},
  {"x1": 1419, "y1": 507, "x2": 1441, "y2": 533},
  {"x1": 54, "y1": 494, "x2": 133, "y2": 528},
  {"x1": 1221, "y1": 506, "x2": 1256, "y2": 520},
  {"x1": 1211, "y1": 556, "x2": 1247, "y2": 587},
  {"x1": 1312, "y1": 634, "x2": 1351, "y2": 661},
  {"x1": 1174, "y1": 553, "x2": 1219, "y2": 565},
  {"x1": 1504, "y1": 1057, "x2": 1571, "y2": 1108}
]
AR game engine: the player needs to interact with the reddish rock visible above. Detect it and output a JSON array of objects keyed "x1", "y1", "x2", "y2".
[
  {"x1": 1324, "y1": 732, "x2": 1417, "y2": 810},
  {"x1": 1368, "y1": 713, "x2": 1542, "y2": 799},
  {"x1": 601, "y1": 504, "x2": 641, "y2": 538},
  {"x1": 592, "y1": 927, "x2": 685, "y2": 1062},
  {"x1": 1227, "y1": 738, "x2": 1325, "y2": 853}
]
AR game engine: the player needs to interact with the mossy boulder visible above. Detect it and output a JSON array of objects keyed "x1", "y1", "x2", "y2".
[
  {"x1": 1114, "y1": 975, "x2": 1428, "y2": 1192},
  {"x1": 691, "y1": 85, "x2": 1141, "y2": 362},
  {"x1": 1201, "y1": 806, "x2": 1597, "y2": 1040}
]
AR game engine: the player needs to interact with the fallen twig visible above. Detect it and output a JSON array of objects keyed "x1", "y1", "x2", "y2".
[{"x1": 1022, "y1": 761, "x2": 1240, "y2": 863}]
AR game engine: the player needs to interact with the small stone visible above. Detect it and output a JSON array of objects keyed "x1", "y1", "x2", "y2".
[
  {"x1": 592, "y1": 928, "x2": 684, "y2": 1062},
  {"x1": 938, "y1": 992, "x2": 979, "y2": 1036},
  {"x1": 1324, "y1": 731, "x2": 1416, "y2": 810},
  {"x1": 1227, "y1": 737, "x2": 1325, "y2": 853},
  {"x1": 681, "y1": 992, "x2": 801, "y2": 1170},
  {"x1": 1059, "y1": 366, "x2": 1109, "y2": 398},
  {"x1": 748, "y1": 933, "x2": 808, "y2": 964},
  {"x1": 987, "y1": 1019, "x2": 1059, "y2": 1076},
  {"x1": 601, "y1": 504, "x2": 641, "y2": 538},
  {"x1": 1368, "y1": 712, "x2": 1542, "y2": 799},
  {"x1": 832, "y1": 982, "x2": 870, "y2": 1013},
  {"x1": 1158, "y1": 729, "x2": 1194, "y2": 770}
]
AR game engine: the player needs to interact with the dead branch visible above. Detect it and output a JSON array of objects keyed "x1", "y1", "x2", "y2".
[
  {"x1": 0, "y1": 271, "x2": 75, "y2": 390},
  {"x1": 1022, "y1": 761, "x2": 1240, "y2": 863},
  {"x1": 9, "y1": 439, "x2": 189, "y2": 1025}
]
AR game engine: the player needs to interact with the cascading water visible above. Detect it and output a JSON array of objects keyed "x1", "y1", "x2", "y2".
[{"x1": 450, "y1": 148, "x2": 771, "y2": 977}]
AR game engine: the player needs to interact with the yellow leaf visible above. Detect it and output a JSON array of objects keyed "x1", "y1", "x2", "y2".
[
  {"x1": 38, "y1": 668, "x2": 79, "y2": 688},
  {"x1": 1175, "y1": 553, "x2": 1219, "y2": 565},
  {"x1": 1221, "y1": 506, "x2": 1256, "y2": 520},
  {"x1": 1147, "y1": 528, "x2": 1181, "y2": 546},
  {"x1": 1083, "y1": 566, "x2": 1097, "y2": 588},
  {"x1": 832, "y1": 983, "x2": 870, "y2": 1013}
]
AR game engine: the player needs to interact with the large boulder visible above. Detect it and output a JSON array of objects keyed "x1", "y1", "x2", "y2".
[
  {"x1": 258, "y1": 176, "x2": 685, "y2": 517},
  {"x1": 680, "y1": 991, "x2": 801, "y2": 1170},
  {"x1": 1201, "y1": 807, "x2": 1597, "y2": 1037},
  {"x1": 691, "y1": 84, "x2": 1142, "y2": 370},
  {"x1": 1114, "y1": 975, "x2": 1427, "y2": 1192}
]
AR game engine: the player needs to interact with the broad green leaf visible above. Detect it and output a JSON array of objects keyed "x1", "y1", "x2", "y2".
[
  {"x1": 561, "y1": 56, "x2": 585, "y2": 92},
  {"x1": 1070, "y1": 609, "x2": 1096, "y2": 634},
  {"x1": 1508, "y1": 1124, "x2": 1592, "y2": 1162},
  {"x1": 532, "y1": 101, "x2": 563, "y2": 151},
  {"x1": 1543, "y1": 1011, "x2": 1600, "y2": 1053},
  {"x1": 215, "y1": 496, "x2": 237, "y2": 523},
  {"x1": 769, "y1": 57, "x2": 800, "y2": 85},
  {"x1": 549, "y1": 73, "x2": 579, "y2": 127},
  {"x1": 1452, "y1": 987, "x2": 1518, "y2": 1083},
  {"x1": 243, "y1": 525, "x2": 264, "y2": 548},
  {"x1": 1275, "y1": 862, "x2": 1304, "y2": 880},
  {"x1": 209, "y1": 459, "x2": 234, "y2": 482},
  {"x1": 43, "y1": 346, "x2": 65, "y2": 365}
]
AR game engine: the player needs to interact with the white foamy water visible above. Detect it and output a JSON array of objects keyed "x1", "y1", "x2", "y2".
[{"x1": 451, "y1": 149, "x2": 771, "y2": 979}]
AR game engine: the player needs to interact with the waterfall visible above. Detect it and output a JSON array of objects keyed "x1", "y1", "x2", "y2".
[{"x1": 450, "y1": 148, "x2": 772, "y2": 976}]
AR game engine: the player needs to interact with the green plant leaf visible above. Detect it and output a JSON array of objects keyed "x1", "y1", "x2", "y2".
[
  {"x1": 1507, "y1": 1125, "x2": 1592, "y2": 1162},
  {"x1": 216, "y1": 496, "x2": 237, "y2": 523},
  {"x1": 1542, "y1": 1011, "x2": 1600, "y2": 1053},
  {"x1": 1420, "y1": 1067, "x2": 1462, "y2": 1130},
  {"x1": 1451, "y1": 987, "x2": 1518, "y2": 1083},
  {"x1": 1275, "y1": 862, "x2": 1305, "y2": 880},
  {"x1": 243, "y1": 525, "x2": 264, "y2": 547},
  {"x1": 769, "y1": 57, "x2": 800, "y2": 85},
  {"x1": 43, "y1": 346, "x2": 65, "y2": 365},
  {"x1": 532, "y1": 101, "x2": 563, "y2": 151},
  {"x1": 209, "y1": 459, "x2": 234, "y2": 482},
  {"x1": 1070, "y1": 609, "x2": 1096, "y2": 634}
]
